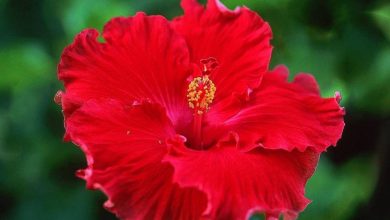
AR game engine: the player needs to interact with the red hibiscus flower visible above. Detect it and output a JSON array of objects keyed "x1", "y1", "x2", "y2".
[{"x1": 56, "y1": 0, "x2": 345, "y2": 219}]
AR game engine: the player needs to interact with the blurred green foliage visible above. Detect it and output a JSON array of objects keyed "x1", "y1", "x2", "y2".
[{"x1": 0, "y1": 0, "x2": 389, "y2": 219}]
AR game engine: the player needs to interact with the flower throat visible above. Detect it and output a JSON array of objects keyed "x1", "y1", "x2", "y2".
[{"x1": 186, "y1": 57, "x2": 218, "y2": 149}]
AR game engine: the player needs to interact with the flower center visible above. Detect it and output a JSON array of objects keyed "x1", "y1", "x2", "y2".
[
  {"x1": 187, "y1": 57, "x2": 218, "y2": 115},
  {"x1": 186, "y1": 57, "x2": 218, "y2": 150}
]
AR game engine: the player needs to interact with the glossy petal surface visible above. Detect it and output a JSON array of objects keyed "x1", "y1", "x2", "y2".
[
  {"x1": 66, "y1": 100, "x2": 207, "y2": 220},
  {"x1": 58, "y1": 13, "x2": 192, "y2": 125},
  {"x1": 165, "y1": 137, "x2": 319, "y2": 220},
  {"x1": 206, "y1": 65, "x2": 345, "y2": 152},
  {"x1": 173, "y1": 0, "x2": 272, "y2": 100}
]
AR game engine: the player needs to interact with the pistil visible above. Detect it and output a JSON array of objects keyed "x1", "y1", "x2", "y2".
[
  {"x1": 187, "y1": 57, "x2": 218, "y2": 149},
  {"x1": 192, "y1": 113, "x2": 203, "y2": 149}
]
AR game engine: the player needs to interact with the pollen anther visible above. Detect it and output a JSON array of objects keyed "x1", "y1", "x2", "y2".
[{"x1": 187, "y1": 75, "x2": 216, "y2": 115}]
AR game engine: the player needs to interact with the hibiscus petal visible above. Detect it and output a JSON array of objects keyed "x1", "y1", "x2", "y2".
[
  {"x1": 173, "y1": 0, "x2": 273, "y2": 100},
  {"x1": 66, "y1": 99, "x2": 207, "y2": 219},
  {"x1": 58, "y1": 12, "x2": 192, "y2": 125},
  {"x1": 210, "y1": 65, "x2": 345, "y2": 152},
  {"x1": 165, "y1": 137, "x2": 319, "y2": 219}
]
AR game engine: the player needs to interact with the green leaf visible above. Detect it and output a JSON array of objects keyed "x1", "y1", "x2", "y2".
[
  {"x1": 0, "y1": 44, "x2": 51, "y2": 89},
  {"x1": 371, "y1": 4, "x2": 390, "y2": 41},
  {"x1": 300, "y1": 157, "x2": 376, "y2": 220}
]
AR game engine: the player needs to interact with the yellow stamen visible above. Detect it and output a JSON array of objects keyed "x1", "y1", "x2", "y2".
[{"x1": 187, "y1": 75, "x2": 216, "y2": 115}]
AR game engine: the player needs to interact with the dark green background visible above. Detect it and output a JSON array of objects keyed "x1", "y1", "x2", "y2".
[{"x1": 0, "y1": 0, "x2": 389, "y2": 219}]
